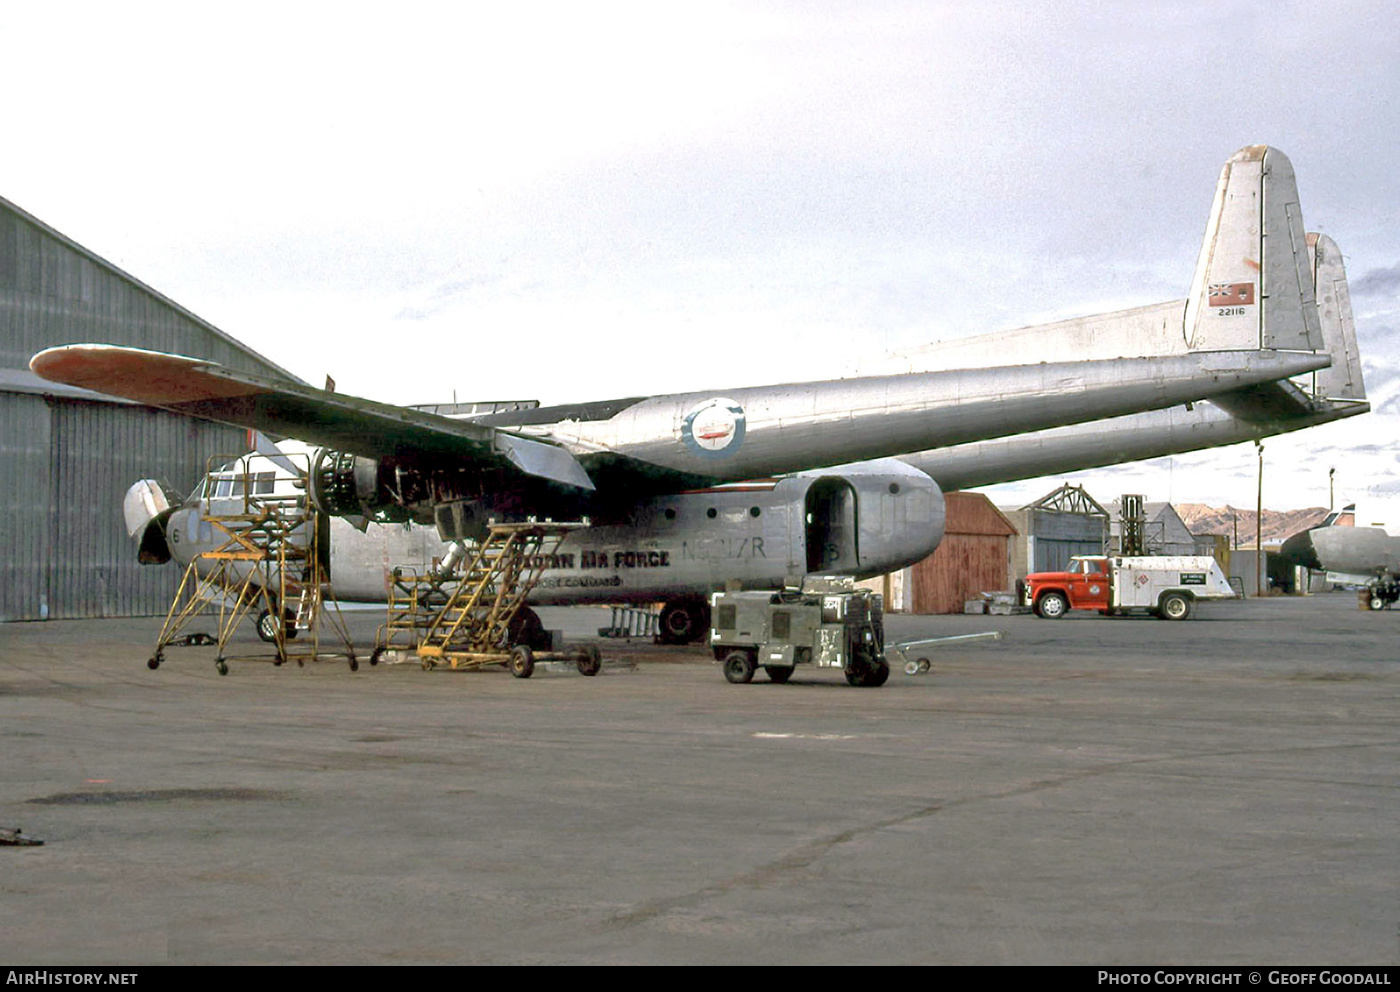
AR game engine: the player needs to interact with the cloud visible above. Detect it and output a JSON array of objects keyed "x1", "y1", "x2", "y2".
[{"x1": 1352, "y1": 262, "x2": 1400, "y2": 297}]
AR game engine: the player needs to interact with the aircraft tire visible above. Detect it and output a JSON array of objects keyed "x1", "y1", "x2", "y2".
[
  {"x1": 257, "y1": 608, "x2": 298, "y2": 643},
  {"x1": 723, "y1": 649, "x2": 756, "y2": 684},
  {"x1": 765, "y1": 665, "x2": 793, "y2": 684},
  {"x1": 509, "y1": 645, "x2": 535, "y2": 679},
  {"x1": 508, "y1": 607, "x2": 549, "y2": 649},
  {"x1": 1035, "y1": 591, "x2": 1068, "y2": 619},
  {"x1": 659, "y1": 599, "x2": 710, "y2": 645}
]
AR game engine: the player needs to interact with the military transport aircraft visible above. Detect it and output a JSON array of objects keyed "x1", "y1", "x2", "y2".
[
  {"x1": 34, "y1": 145, "x2": 1360, "y2": 642},
  {"x1": 1280, "y1": 507, "x2": 1400, "y2": 610}
]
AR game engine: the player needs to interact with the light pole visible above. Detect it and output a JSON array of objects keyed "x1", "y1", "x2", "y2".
[{"x1": 1255, "y1": 441, "x2": 1264, "y2": 598}]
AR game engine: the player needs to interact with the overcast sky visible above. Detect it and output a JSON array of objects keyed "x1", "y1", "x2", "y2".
[{"x1": 5, "y1": 2, "x2": 1397, "y2": 518}]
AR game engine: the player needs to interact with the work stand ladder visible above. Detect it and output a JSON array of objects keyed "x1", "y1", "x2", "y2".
[
  {"x1": 146, "y1": 452, "x2": 356, "y2": 676},
  {"x1": 373, "y1": 521, "x2": 602, "y2": 678}
]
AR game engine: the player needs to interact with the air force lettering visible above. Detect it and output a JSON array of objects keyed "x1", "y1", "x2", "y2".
[{"x1": 682, "y1": 397, "x2": 746, "y2": 458}]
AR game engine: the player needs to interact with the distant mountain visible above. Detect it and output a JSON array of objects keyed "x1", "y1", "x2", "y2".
[{"x1": 1175, "y1": 503, "x2": 1331, "y2": 545}]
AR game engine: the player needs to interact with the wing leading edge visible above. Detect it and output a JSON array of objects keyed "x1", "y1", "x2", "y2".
[{"x1": 29, "y1": 344, "x2": 595, "y2": 492}]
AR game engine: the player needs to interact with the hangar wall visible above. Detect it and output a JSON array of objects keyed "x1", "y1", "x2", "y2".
[{"x1": 0, "y1": 195, "x2": 297, "y2": 621}]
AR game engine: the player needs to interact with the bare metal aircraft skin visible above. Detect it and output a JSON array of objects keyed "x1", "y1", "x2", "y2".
[
  {"x1": 37, "y1": 144, "x2": 1362, "y2": 639},
  {"x1": 34, "y1": 344, "x2": 1321, "y2": 512},
  {"x1": 903, "y1": 226, "x2": 1368, "y2": 491},
  {"x1": 1280, "y1": 519, "x2": 1400, "y2": 582}
]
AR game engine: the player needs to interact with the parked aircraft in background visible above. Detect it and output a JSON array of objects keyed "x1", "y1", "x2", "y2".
[
  {"x1": 44, "y1": 145, "x2": 1359, "y2": 642},
  {"x1": 1280, "y1": 507, "x2": 1400, "y2": 610}
]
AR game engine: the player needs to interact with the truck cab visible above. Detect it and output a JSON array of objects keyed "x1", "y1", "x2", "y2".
[{"x1": 1026, "y1": 556, "x2": 1112, "y2": 617}]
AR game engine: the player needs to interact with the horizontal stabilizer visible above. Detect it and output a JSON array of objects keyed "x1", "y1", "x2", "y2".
[{"x1": 1209, "y1": 379, "x2": 1318, "y2": 423}]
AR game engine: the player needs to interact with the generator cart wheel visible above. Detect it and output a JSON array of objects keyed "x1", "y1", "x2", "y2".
[
  {"x1": 509, "y1": 645, "x2": 535, "y2": 679},
  {"x1": 722, "y1": 650, "x2": 756, "y2": 684},
  {"x1": 765, "y1": 665, "x2": 793, "y2": 684},
  {"x1": 1035, "y1": 591, "x2": 1068, "y2": 619},
  {"x1": 577, "y1": 645, "x2": 602, "y2": 677},
  {"x1": 1159, "y1": 592, "x2": 1193, "y2": 621}
]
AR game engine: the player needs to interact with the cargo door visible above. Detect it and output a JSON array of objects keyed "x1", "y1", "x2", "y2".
[{"x1": 805, "y1": 478, "x2": 859, "y2": 573}]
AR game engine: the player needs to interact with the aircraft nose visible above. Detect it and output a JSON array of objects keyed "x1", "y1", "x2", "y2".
[{"x1": 1279, "y1": 528, "x2": 1321, "y2": 570}]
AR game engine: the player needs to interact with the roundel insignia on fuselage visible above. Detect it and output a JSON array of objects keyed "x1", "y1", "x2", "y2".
[{"x1": 682, "y1": 397, "x2": 746, "y2": 458}]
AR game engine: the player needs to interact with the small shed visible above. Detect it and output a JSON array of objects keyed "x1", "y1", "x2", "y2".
[
  {"x1": 908, "y1": 492, "x2": 1018, "y2": 614},
  {"x1": 1001, "y1": 484, "x2": 1111, "y2": 577}
]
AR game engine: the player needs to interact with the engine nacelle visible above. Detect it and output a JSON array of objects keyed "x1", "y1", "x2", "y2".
[{"x1": 308, "y1": 449, "x2": 415, "y2": 523}]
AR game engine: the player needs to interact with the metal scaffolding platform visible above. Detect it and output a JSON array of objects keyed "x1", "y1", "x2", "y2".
[
  {"x1": 372, "y1": 521, "x2": 601, "y2": 678},
  {"x1": 146, "y1": 452, "x2": 356, "y2": 675}
]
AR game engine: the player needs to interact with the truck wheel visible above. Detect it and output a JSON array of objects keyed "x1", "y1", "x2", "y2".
[
  {"x1": 1035, "y1": 591, "x2": 1068, "y2": 619},
  {"x1": 765, "y1": 665, "x2": 793, "y2": 684},
  {"x1": 723, "y1": 650, "x2": 756, "y2": 684},
  {"x1": 1159, "y1": 593, "x2": 1192, "y2": 621}
]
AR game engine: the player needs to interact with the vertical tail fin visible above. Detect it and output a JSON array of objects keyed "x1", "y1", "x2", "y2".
[
  {"x1": 1184, "y1": 145, "x2": 1324, "y2": 353},
  {"x1": 1308, "y1": 233, "x2": 1366, "y2": 401}
]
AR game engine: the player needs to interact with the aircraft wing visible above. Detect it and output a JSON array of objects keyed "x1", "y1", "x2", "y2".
[{"x1": 29, "y1": 344, "x2": 595, "y2": 491}]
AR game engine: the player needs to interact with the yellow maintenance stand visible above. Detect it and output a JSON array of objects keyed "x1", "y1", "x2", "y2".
[
  {"x1": 373, "y1": 521, "x2": 601, "y2": 678},
  {"x1": 146, "y1": 452, "x2": 356, "y2": 675}
]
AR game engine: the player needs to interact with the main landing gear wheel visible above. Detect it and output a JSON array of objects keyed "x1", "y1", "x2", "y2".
[
  {"x1": 723, "y1": 650, "x2": 757, "y2": 684},
  {"x1": 147, "y1": 653, "x2": 162, "y2": 670},
  {"x1": 1035, "y1": 591, "x2": 1068, "y2": 619},
  {"x1": 508, "y1": 606, "x2": 550, "y2": 650},
  {"x1": 215, "y1": 659, "x2": 229, "y2": 676},
  {"x1": 509, "y1": 645, "x2": 535, "y2": 679},
  {"x1": 257, "y1": 608, "x2": 298, "y2": 643},
  {"x1": 659, "y1": 599, "x2": 710, "y2": 645}
]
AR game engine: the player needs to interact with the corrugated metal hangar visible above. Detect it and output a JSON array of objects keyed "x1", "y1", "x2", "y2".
[{"x1": 0, "y1": 195, "x2": 299, "y2": 621}]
